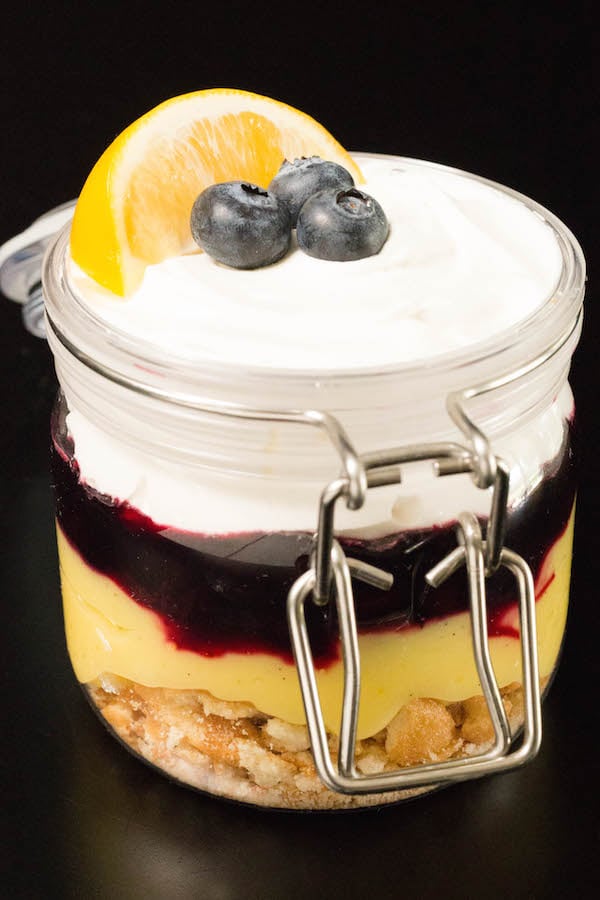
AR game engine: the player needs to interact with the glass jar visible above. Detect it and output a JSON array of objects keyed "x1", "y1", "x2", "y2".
[{"x1": 23, "y1": 158, "x2": 584, "y2": 810}]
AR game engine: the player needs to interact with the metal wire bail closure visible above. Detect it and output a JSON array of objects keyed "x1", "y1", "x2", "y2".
[
  {"x1": 287, "y1": 512, "x2": 542, "y2": 795},
  {"x1": 287, "y1": 373, "x2": 547, "y2": 795}
]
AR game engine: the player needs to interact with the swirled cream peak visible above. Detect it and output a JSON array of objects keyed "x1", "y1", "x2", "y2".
[{"x1": 67, "y1": 155, "x2": 562, "y2": 370}]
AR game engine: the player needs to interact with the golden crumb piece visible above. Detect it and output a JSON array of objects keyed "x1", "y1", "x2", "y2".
[
  {"x1": 183, "y1": 714, "x2": 259, "y2": 769},
  {"x1": 101, "y1": 701, "x2": 135, "y2": 734},
  {"x1": 356, "y1": 745, "x2": 388, "y2": 775},
  {"x1": 293, "y1": 771, "x2": 324, "y2": 794},
  {"x1": 197, "y1": 690, "x2": 260, "y2": 721},
  {"x1": 86, "y1": 674, "x2": 536, "y2": 809},
  {"x1": 502, "y1": 682, "x2": 525, "y2": 725},
  {"x1": 446, "y1": 701, "x2": 466, "y2": 727},
  {"x1": 460, "y1": 681, "x2": 527, "y2": 745},
  {"x1": 235, "y1": 741, "x2": 296, "y2": 789},
  {"x1": 460, "y1": 695, "x2": 500, "y2": 745},
  {"x1": 385, "y1": 698, "x2": 460, "y2": 766},
  {"x1": 262, "y1": 718, "x2": 310, "y2": 752}
]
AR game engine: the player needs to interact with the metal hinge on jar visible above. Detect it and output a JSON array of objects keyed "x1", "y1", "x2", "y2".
[{"x1": 286, "y1": 381, "x2": 543, "y2": 795}]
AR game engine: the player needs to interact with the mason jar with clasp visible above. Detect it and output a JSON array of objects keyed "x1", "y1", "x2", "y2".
[{"x1": 0, "y1": 156, "x2": 585, "y2": 810}]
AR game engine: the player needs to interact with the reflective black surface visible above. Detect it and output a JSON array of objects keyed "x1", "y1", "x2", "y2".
[{"x1": 2, "y1": 6, "x2": 599, "y2": 897}]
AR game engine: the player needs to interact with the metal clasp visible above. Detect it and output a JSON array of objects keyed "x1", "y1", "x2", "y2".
[
  {"x1": 287, "y1": 381, "x2": 542, "y2": 795},
  {"x1": 312, "y1": 437, "x2": 510, "y2": 606},
  {"x1": 287, "y1": 512, "x2": 541, "y2": 795}
]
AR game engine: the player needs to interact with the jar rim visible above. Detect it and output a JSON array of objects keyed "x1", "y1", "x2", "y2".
[{"x1": 42, "y1": 153, "x2": 585, "y2": 415}]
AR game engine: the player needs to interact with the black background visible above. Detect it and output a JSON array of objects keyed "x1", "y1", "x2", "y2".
[{"x1": 1, "y1": 3, "x2": 598, "y2": 898}]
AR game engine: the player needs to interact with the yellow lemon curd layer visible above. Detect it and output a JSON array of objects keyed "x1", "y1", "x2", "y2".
[{"x1": 57, "y1": 507, "x2": 574, "y2": 740}]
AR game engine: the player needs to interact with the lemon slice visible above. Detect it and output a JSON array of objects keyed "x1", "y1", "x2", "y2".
[{"x1": 70, "y1": 89, "x2": 363, "y2": 297}]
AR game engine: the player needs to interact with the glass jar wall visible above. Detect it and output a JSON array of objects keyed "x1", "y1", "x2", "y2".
[{"x1": 43, "y1": 159, "x2": 584, "y2": 810}]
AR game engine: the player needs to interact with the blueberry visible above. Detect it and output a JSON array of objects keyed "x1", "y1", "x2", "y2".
[
  {"x1": 268, "y1": 156, "x2": 355, "y2": 226},
  {"x1": 190, "y1": 181, "x2": 291, "y2": 269},
  {"x1": 296, "y1": 188, "x2": 389, "y2": 261}
]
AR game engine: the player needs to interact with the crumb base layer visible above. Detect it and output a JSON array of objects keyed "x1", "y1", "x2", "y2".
[{"x1": 88, "y1": 675, "x2": 544, "y2": 810}]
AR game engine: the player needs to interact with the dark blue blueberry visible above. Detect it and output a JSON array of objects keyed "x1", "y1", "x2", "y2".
[
  {"x1": 268, "y1": 156, "x2": 355, "y2": 226},
  {"x1": 190, "y1": 181, "x2": 292, "y2": 269},
  {"x1": 296, "y1": 188, "x2": 389, "y2": 261}
]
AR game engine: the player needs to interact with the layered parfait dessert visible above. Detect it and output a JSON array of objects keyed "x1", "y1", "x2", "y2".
[{"x1": 44, "y1": 90, "x2": 583, "y2": 809}]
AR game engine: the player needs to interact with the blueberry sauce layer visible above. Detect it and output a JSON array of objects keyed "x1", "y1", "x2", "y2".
[{"x1": 51, "y1": 425, "x2": 576, "y2": 666}]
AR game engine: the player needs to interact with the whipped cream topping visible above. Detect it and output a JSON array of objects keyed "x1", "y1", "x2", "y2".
[
  {"x1": 59, "y1": 153, "x2": 571, "y2": 535},
  {"x1": 67, "y1": 155, "x2": 563, "y2": 371},
  {"x1": 65, "y1": 385, "x2": 572, "y2": 535}
]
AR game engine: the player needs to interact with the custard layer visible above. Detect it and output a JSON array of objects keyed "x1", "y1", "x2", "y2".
[{"x1": 57, "y1": 508, "x2": 574, "y2": 740}]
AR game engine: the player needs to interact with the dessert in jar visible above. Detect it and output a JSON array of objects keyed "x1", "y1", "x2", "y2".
[{"x1": 39, "y1": 90, "x2": 583, "y2": 809}]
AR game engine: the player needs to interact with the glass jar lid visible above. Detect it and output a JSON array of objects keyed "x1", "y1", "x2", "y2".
[{"x1": 0, "y1": 201, "x2": 76, "y2": 338}]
